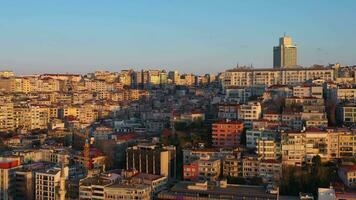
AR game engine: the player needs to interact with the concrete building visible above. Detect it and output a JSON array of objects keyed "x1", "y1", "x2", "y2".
[
  {"x1": 104, "y1": 183, "x2": 151, "y2": 200},
  {"x1": 0, "y1": 102, "x2": 14, "y2": 132},
  {"x1": 197, "y1": 156, "x2": 221, "y2": 181},
  {"x1": 293, "y1": 85, "x2": 323, "y2": 99},
  {"x1": 217, "y1": 103, "x2": 240, "y2": 120},
  {"x1": 224, "y1": 67, "x2": 334, "y2": 87},
  {"x1": 126, "y1": 143, "x2": 176, "y2": 178},
  {"x1": 238, "y1": 101, "x2": 262, "y2": 120},
  {"x1": 212, "y1": 120, "x2": 244, "y2": 148},
  {"x1": 0, "y1": 158, "x2": 21, "y2": 200},
  {"x1": 337, "y1": 103, "x2": 356, "y2": 124},
  {"x1": 79, "y1": 172, "x2": 121, "y2": 200},
  {"x1": 157, "y1": 180, "x2": 279, "y2": 200},
  {"x1": 256, "y1": 138, "x2": 281, "y2": 160},
  {"x1": 35, "y1": 166, "x2": 68, "y2": 200},
  {"x1": 273, "y1": 36, "x2": 297, "y2": 68},
  {"x1": 222, "y1": 155, "x2": 241, "y2": 178}
]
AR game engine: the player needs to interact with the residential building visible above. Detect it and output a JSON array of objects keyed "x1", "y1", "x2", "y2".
[
  {"x1": 222, "y1": 155, "x2": 241, "y2": 178},
  {"x1": 338, "y1": 165, "x2": 356, "y2": 189},
  {"x1": 197, "y1": 156, "x2": 221, "y2": 181},
  {"x1": 224, "y1": 67, "x2": 334, "y2": 87},
  {"x1": 238, "y1": 101, "x2": 262, "y2": 120},
  {"x1": 35, "y1": 166, "x2": 68, "y2": 200},
  {"x1": 217, "y1": 103, "x2": 240, "y2": 120},
  {"x1": 157, "y1": 181, "x2": 279, "y2": 200},
  {"x1": 293, "y1": 85, "x2": 323, "y2": 99},
  {"x1": 212, "y1": 120, "x2": 244, "y2": 148},
  {"x1": 104, "y1": 183, "x2": 151, "y2": 200},
  {"x1": 337, "y1": 104, "x2": 356, "y2": 124},
  {"x1": 0, "y1": 158, "x2": 21, "y2": 200},
  {"x1": 256, "y1": 138, "x2": 281, "y2": 160}
]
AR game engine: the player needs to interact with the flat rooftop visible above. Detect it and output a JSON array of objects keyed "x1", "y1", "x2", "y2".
[{"x1": 170, "y1": 181, "x2": 277, "y2": 198}]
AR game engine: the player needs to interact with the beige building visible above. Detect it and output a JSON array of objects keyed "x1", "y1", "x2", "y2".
[
  {"x1": 222, "y1": 155, "x2": 241, "y2": 178},
  {"x1": 293, "y1": 85, "x2": 323, "y2": 99},
  {"x1": 273, "y1": 36, "x2": 297, "y2": 68},
  {"x1": 337, "y1": 104, "x2": 356, "y2": 124},
  {"x1": 224, "y1": 67, "x2": 334, "y2": 87},
  {"x1": 104, "y1": 183, "x2": 151, "y2": 200},
  {"x1": 0, "y1": 102, "x2": 14, "y2": 132},
  {"x1": 282, "y1": 128, "x2": 355, "y2": 166},
  {"x1": 197, "y1": 156, "x2": 221, "y2": 181},
  {"x1": 256, "y1": 138, "x2": 281, "y2": 160},
  {"x1": 30, "y1": 105, "x2": 50, "y2": 130},
  {"x1": 238, "y1": 101, "x2": 262, "y2": 120}
]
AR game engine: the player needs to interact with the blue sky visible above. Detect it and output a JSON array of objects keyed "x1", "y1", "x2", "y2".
[{"x1": 0, "y1": 0, "x2": 356, "y2": 74}]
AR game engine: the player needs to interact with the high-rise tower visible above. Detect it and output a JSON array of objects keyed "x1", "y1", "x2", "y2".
[{"x1": 273, "y1": 35, "x2": 297, "y2": 68}]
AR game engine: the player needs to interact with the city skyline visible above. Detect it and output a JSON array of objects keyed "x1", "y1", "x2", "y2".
[{"x1": 1, "y1": 1, "x2": 356, "y2": 74}]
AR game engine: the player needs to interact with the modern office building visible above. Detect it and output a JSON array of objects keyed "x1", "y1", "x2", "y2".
[{"x1": 273, "y1": 36, "x2": 297, "y2": 68}]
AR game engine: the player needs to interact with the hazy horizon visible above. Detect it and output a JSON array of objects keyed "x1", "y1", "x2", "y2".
[{"x1": 1, "y1": 0, "x2": 356, "y2": 74}]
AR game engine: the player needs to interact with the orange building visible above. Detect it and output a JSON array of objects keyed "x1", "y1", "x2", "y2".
[{"x1": 212, "y1": 121, "x2": 244, "y2": 148}]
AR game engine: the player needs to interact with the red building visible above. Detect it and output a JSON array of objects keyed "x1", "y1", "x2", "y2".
[
  {"x1": 183, "y1": 162, "x2": 199, "y2": 181},
  {"x1": 212, "y1": 121, "x2": 244, "y2": 148}
]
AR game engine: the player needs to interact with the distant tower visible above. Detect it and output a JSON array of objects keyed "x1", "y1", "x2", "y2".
[{"x1": 273, "y1": 35, "x2": 297, "y2": 68}]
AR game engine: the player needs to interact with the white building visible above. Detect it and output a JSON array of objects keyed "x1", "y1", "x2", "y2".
[
  {"x1": 35, "y1": 166, "x2": 68, "y2": 200},
  {"x1": 238, "y1": 101, "x2": 262, "y2": 121}
]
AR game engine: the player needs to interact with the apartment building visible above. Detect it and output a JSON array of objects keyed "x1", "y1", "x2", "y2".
[
  {"x1": 258, "y1": 160, "x2": 282, "y2": 183},
  {"x1": 104, "y1": 183, "x2": 151, "y2": 200},
  {"x1": 222, "y1": 155, "x2": 241, "y2": 178},
  {"x1": 183, "y1": 161, "x2": 199, "y2": 181},
  {"x1": 281, "y1": 132, "x2": 306, "y2": 166},
  {"x1": 0, "y1": 102, "x2": 14, "y2": 132},
  {"x1": 224, "y1": 67, "x2": 334, "y2": 87},
  {"x1": 338, "y1": 165, "x2": 356, "y2": 189},
  {"x1": 35, "y1": 167, "x2": 68, "y2": 200},
  {"x1": 337, "y1": 104, "x2": 356, "y2": 124},
  {"x1": 30, "y1": 105, "x2": 50, "y2": 130},
  {"x1": 336, "y1": 87, "x2": 356, "y2": 103},
  {"x1": 238, "y1": 101, "x2": 262, "y2": 120},
  {"x1": 282, "y1": 128, "x2": 355, "y2": 166},
  {"x1": 256, "y1": 138, "x2": 281, "y2": 160},
  {"x1": 212, "y1": 120, "x2": 244, "y2": 148},
  {"x1": 224, "y1": 87, "x2": 252, "y2": 103},
  {"x1": 79, "y1": 172, "x2": 121, "y2": 200},
  {"x1": 217, "y1": 103, "x2": 240, "y2": 120},
  {"x1": 242, "y1": 156, "x2": 259, "y2": 178},
  {"x1": 197, "y1": 156, "x2": 221, "y2": 181},
  {"x1": 246, "y1": 129, "x2": 277, "y2": 149},
  {"x1": 292, "y1": 85, "x2": 323, "y2": 99},
  {"x1": 0, "y1": 158, "x2": 21, "y2": 200}
]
